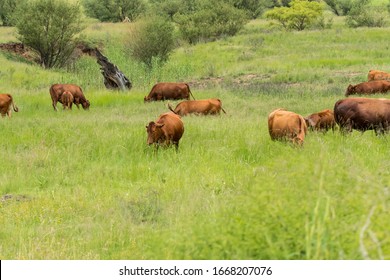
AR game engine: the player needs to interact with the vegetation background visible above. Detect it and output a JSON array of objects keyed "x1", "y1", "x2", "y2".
[{"x1": 0, "y1": 0, "x2": 389, "y2": 259}]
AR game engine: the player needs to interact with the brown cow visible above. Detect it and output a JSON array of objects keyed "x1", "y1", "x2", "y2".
[
  {"x1": 334, "y1": 97, "x2": 390, "y2": 135},
  {"x1": 0, "y1": 93, "x2": 19, "y2": 118},
  {"x1": 345, "y1": 80, "x2": 390, "y2": 96},
  {"x1": 61, "y1": 91, "x2": 74, "y2": 110},
  {"x1": 167, "y1": 98, "x2": 226, "y2": 116},
  {"x1": 268, "y1": 108, "x2": 307, "y2": 145},
  {"x1": 49, "y1": 84, "x2": 90, "y2": 111},
  {"x1": 144, "y1": 82, "x2": 195, "y2": 102},
  {"x1": 145, "y1": 112, "x2": 184, "y2": 150},
  {"x1": 367, "y1": 70, "x2": 390, "y2": 81},
  {"x1": 304, "y1": 109, "x2": 336, "y2": 132}
]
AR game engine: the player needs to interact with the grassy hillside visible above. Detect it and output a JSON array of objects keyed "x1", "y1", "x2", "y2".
[{"x1": 0, "y1": 17, "x2": 389, "y2": 260}]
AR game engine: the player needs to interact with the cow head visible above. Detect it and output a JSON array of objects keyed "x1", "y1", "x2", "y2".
[
  {"x1": 145, "y1": 121, "x2": 165, "y2": 145},
  {"x1": 345, "y1": 84, "x2": 355, "y2": 96},
  {"x1": 304, "y1": 115, "x2": 320, "y2": 130},
  {"x1": 82, "y1": 100, "x2": 90, "y2": 110},
  {"x1": 144, "y1": 96, "x2": 151, "y2": 103}
]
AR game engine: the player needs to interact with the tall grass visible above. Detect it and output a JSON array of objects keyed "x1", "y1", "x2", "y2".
[{"x1": 0, "y1": 17, "x2": 390, "y2": 260}]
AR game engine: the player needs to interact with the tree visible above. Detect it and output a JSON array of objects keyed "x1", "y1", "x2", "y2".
[
  {"x1": 174, "y1": 0, "x2": 249, "y2": 44},
  {"x1": 82, "y1": 0, "x2": 146, "y2": 22},
  {"x1": 13, "y1": 0, "x2": 84, "y2": 68},
  {"x1": 0, "y1": 0, "x2": 26, "y2": 26},
  {"x1": 323, "y1": 0, "x2": 354, "y2": 16},
  {"x1": 346, "y1": 0, "x2": 387, "y2": 28},
  {"x1": 265, "y1": 0, "x2": 324, "y2": 31},
  {"x1": 126, "y1": 16, "x2": 175, "y2": 67},
  {"x1": 228, "y1": 0, "x2": 274, "y2": 19}
]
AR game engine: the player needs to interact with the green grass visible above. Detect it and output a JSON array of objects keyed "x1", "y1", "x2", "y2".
[{"x1": 1, "y1": 17, "x2": 390, "y2": 260}]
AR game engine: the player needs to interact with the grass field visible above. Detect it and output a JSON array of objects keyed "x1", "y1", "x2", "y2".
[{"x1": 0, "y1": 16, "x2": 390, "y2": 260}]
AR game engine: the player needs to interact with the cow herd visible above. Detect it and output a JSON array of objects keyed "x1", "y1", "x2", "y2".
[
  {"x1": 269, "y1": 69, "x2": 390, "y2": 145},
  {"x1": 1, "y1": 70, "x2": 390, "y2": 149}
]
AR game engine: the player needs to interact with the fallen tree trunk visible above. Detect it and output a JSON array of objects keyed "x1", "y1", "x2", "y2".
[{"x1": 94, "y1": 48, "x2": 132, "y2": 91}]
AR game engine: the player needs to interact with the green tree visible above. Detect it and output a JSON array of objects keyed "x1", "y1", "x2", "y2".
[
  {"x1": 228, "y1": 0, "x2": 274, "y2": 19},
  {"x1": 0, "y1": 0, "x2": 26, "y2": 26},
  {"x1": 323, "y1": 0, "x2": 354, "y2": 16},
  {"x1": 82, "y1": 0, "x2": 146, "y2": 22},
  {"x1": 13, "y1": 0, "x2": 84, "y2": 68},
  {"x1": 346, "y1": 0, "x2": 387, "y2": 27},
  {"x1": 265, "y1": 0, "x2": 324, "y2": 31},
  {"x1": 174, "y1": 0, "x2": 249, "y2": 44},
  {"x1": 127, "y1": 16, "x2": 175, "y2": 67}
]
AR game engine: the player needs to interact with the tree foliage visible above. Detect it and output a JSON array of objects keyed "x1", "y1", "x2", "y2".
[
  {"x1": 265, "y1": 0, "x2": 324, "y2": 31},
  {"x1": 346, "y1": 0, "x2": 387, "y2": 28},
  {"x1": 127, "y1": 16, "x2": 175, "y2": 67},
  {"x1": 0, "y1": 0, "x2": 26, "y2": 26},
  {"x1": 323, "y1": 0, "x2": 354, "y2": 16},
  {"x1": 174, "y1": 0, "x2": 249, "y2": 44},
  {"x1": 13, "y1": 0, "x2": 84, "y2": 69},
  {"x1": 82, "y1": 0, "x2": 146, "y2": 22}
]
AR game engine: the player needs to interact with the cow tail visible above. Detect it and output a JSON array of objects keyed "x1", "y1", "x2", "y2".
[
  {"x1": 8, "y1": 94, "x2": 19, "y2": 112},
  {"x1": 218, "y1": 99, "x2": 227, "y2": 114},
  {"x1": 186, "y1": 84, "x2": 195, "y2": 100},
  {"x1": 167, "y1": 103, "x2": 178, "y2": 115}
]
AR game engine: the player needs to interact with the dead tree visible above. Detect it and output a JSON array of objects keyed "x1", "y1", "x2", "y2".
[{"x1": 94, "y1": 48, "x2": 132, "y2": 91}]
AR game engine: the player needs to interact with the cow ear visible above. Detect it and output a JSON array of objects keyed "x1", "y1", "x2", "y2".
[{"x1": 156, "y1": 123, "x2": 165, "y2": 128}]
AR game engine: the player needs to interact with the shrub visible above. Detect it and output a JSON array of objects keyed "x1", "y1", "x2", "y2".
[
  {"x1": 323, "y1": 0, "x2": 354, "y2": 16},
  {"x1": 346, "y1": 0, "x2": 387, "y2": 28},
  {"x1": 126, "y1": 16, "x2": 175, "y2": 67},
  {"x1": 82, "y1": 0, "x2": 147, "y2": 22},
  {"x1": 13, "y1": 0, "x2": 84, "y2": 69},
  {"x1": 265, "y1": 0, "x2": 325, "y2": 31},
  {"x1": 0, "y1": 0, "x2": 26, "y2": 26},
  {"x1": 174, "y1": 0, "x2": 249, "y2": 44}
]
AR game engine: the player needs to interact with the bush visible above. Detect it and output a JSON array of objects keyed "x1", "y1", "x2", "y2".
[
  {"x1": 0, "y1": 0, "x2": 26, "y2": 26},
  {"x1": 346, "y1": 0, "x2": 387, "y2": 28},
  {"x1": 323, "y1": 0, "x2": 354, "y2": 16},
  {"x1": 265, "y1": 0, "x2": 325, "y2": 31},
  {"x1": 82, "y1": 0, "x2": 147, "y2": 22},
  {"x1": 126, "y1": 16, "x2": 175, "y2": 67},
  {"x1": 13, "y1": 0, "x2": 84, "y2": 69},
  {"x1": 174, "y1": 0, "x2": 249, "y2": 44}
]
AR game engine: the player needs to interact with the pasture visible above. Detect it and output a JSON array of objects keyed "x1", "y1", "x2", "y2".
[{"x1": 0, "y1": 17, "x2": 390, "y2": 260}]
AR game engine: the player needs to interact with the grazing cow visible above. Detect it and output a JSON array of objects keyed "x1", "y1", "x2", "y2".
[
  {"x1": 268, "y1": 108, "x2": 307, "y2": 145},
  {"x1": 144, "y1": 82, "x2": 195, "y2": 102},
  {"x1": 145, "y1": 112, "x2": 184, "y2": 150},
  {"x1": 0, "y1": 93, "x2": 19, "y2": 118},
  {"x1": 367, "y1": 70, "x2": 390, "y2": 81},
  {"x1": 60, "y1": 91, "x2": 74, "y2": 110},
  {"x1": 167, "y1": 98, "x2": 226, "y2": 116},
  {"x1": 334, "y1": 97, "x2": 390, "y2": 135},
  {"x1": 49, "y1": 84, "x2": 90, "y2": 111},
  {"x1": 345, "y1": 80, "x2": 390, "y2": 96},
  {"x1": 304, "y1": 109, "x2": 336, "y2": 132}
]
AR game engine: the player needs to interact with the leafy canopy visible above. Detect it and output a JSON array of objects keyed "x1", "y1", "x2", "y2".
[
  {"x1": 265, "y1": 0, "x2": 324, "y2": 31},
  {"x1": 13, "y1": 0, "x2": 84, "y2": 68}
]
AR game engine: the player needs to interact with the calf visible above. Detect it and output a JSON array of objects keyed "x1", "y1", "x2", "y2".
[
  {"x1": 61, "y1": 91, "x2": 74, "y2": 110},
  {"x1": 304, "y1": 109, "x2": 336, "y2": 132},
  {"x1": 268, "y1": 108, "x2": 307, "y2": 145},
  {"x1": 0, "y1": 93, "x2": 19, "y2": 118},
  {"x1": 145, "y1": 112, "x2": 184, "y2": 150},
  {"x1": 168, "y1": 98, "x2": 226, "y2": 116}
]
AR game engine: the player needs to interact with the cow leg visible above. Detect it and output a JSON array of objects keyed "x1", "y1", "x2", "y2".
[{"x1": 52, "y1": 100, "x2": 58, "y2": 111}]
